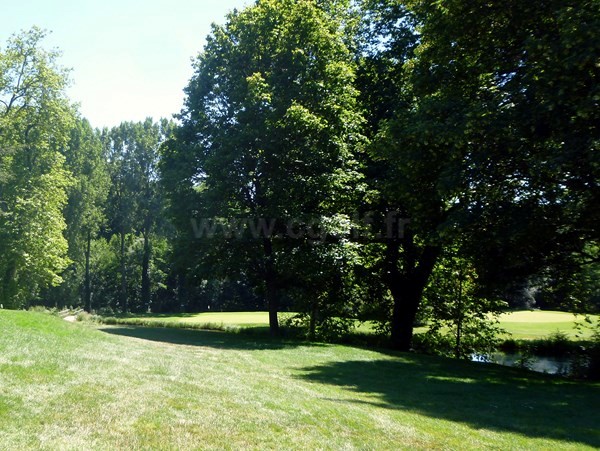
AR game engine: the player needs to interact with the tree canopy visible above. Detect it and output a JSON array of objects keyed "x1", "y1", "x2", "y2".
[
  {"x1": 0, "y1": 28, "x2": 75, "y2": 307},
  {"x1": 162, "y1": 0, "x2": 365, "y2": 334},
  {"x1": 0, "y1": 2, "x2": 597, "y2": 353}
]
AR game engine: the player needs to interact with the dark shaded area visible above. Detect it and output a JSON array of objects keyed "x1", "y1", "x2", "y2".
[
  {"x1": 298, "y1": 355, "x2": 600, "y2": 448},
  {"x1": 99, "y1": 325, "x2": 321, "y2": 351}
]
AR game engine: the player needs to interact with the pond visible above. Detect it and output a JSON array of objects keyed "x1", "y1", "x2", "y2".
[{"x1": 472, "y1": 353, "x2": 573, "y2": 375}]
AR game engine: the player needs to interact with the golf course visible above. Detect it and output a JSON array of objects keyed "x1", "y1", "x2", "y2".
[
  {"x1": 1, "y1": 0, "x2": 598, "y2": 449},
  {"x1": 1, "y1": 309, "x2": 598, "y2": 450},
  {"x1": 101, "y1": 309, "x2": 599, "y2": 340}
]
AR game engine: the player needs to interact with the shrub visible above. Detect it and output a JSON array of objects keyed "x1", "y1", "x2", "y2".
[
  {"x1": 76, "y1": 311, "x2": 93, "y2": 322},
  {"x1": 420, "y1": 251, "x2": 507, "y2": 359},
  {"x1": 530, "y1": 331, "x2": 573, "y2": 357}
]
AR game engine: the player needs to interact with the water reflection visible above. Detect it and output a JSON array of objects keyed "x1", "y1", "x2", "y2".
[{"x1": 472, "y1": 353, "x2": 572, "y2": 375}]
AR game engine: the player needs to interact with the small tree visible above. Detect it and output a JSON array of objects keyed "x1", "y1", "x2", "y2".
[{"x1": 420, "y1": 249, "x2": 507, "y2": 359}]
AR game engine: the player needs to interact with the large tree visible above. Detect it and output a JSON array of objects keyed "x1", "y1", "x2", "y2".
[
  {"x1": 104, "y1": 119, "x2": 170, "y2": 313},
  {"x1": 362, "y1": 0, "x2": 599, "y2": 349},
  {"x1": 62, "y1": 118, "x2": 109, "y2": 311},
  {"x1": 163, "y1": 0, "x2": 365, "y2": 334},
  {"x1": 0, "y1": 28, "x2": 75, "y2": 307}
]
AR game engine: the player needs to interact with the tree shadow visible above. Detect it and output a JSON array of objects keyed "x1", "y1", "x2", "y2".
[
  {"x1": 297, "y1": 354, "x2": 600, "y2": 448},
  {"x1": 99, "y1": 325, "x2": 320, "y2": 351}
]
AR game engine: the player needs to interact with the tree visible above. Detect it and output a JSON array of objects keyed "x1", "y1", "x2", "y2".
[
  {"x1": 163, "y1": 0, "x2": 365, "y2": 335},
  {"x1": 420, "y1": 248, "x2": 507, "y2": 359},
  {"x1": 104, "y1": 125, "x2": 135, "y2": 312},
  {"x1": 353, "y1": 1, "x2": 441, "y2": 350},
  {"x1": 0, "y1": 28, "x2": 75, "y2": 307},
  {"x1": 104, "y1": 119, "x2": 170, "y2": 313},
  {"x1": 364, "y1": 0, "x2": 599, "y2": 349},
  {"x1": 62, "y1": 118, "x2": 109, "y2": 311},
  {"x1": 131, "y1": 119, "x2": 171, "y2": 312}
]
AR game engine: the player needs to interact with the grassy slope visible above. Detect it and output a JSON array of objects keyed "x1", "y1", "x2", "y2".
[{"x1": 1, "y1": 310, "x2": 599, "y2": 450}]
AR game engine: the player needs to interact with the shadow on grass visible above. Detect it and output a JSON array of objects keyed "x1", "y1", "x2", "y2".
[
  {"x1": 99, "y1": 325, "x2": 320, "y2": 351},
  {"x1": 298, "y1": 354, "x2": 600, "y2": 448}
]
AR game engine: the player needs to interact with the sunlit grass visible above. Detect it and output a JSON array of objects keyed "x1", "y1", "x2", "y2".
[
  {"x1": 117, "y1": 310, "x2": 599, "y2": 341},
  {"x1": 1, "y1": 310, "x2": 599, "y2": 449},
  {"x1": 499, "y1": 311, "x2": 598, "y2": 340},
  {"x1": 129, "y1": 310, "x2": 274, "y2": 326}
]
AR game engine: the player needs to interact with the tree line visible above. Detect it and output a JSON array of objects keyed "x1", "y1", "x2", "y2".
[{"x1": 1, "y1": 0, "x2": 598, "y2": 351}]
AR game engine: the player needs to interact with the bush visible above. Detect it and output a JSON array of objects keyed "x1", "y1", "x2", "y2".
[
  {"x1": 586, "y1": 324, "x2": 600, "y2": 380},
  {"x1": 96, "y1": 306, "x2": 116, "y2": 317},
  {"x1": 76, "y1": 311, "x2": 93, "y2": 322},
  {"x1": 28, "y1": 305, "x2": 58, "y2": 315},
  {"x1": 280, "y1": 313, "x2": 354, "y2": 342},
  {"x1": 530, "y1": 331, "x2": 573, "y2": 357},
  {"x1": 420, "y1": 251, "x2": 507, "y2": 359}
]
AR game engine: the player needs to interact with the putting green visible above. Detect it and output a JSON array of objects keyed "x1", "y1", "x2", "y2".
[{"x1": 498, "y1": 310, "x2": 598, "y2": 340}]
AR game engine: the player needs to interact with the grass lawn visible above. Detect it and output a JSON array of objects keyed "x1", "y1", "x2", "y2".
[
  {"x1": 122, "y1": 310, "x2": 276, "y2": 327},
  {"x1": 498, "y1": 310, "x2": 598, "y2": 340},
  {"x1": 117, "y1": 310, "x2": 598, "y2": 341},
  {"x1": 1, "y1": 310, "x2": 599, "y2": 450}
]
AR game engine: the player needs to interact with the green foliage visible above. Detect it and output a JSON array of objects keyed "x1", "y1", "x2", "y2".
[
  {"x1": 588, "y1": 323, "x2": 600, "y2": 380},
  {"x1": 163, "y1": 0, "x2": 365, "y2": 333},
  {"x1": 530, "y1": 331, "x2": 576, "y2": 358},
  {"x1": 419, "y1": 250, "x2": 507, "y2": 359},
  {"x1": 64, "y1": 118, "x2": 109, "y2": 255},
  {"x1": 0, "y1": 28, "x2": 75, "y2": 307},
  {"x1": 40, "y1": 117, "x2": 110, "y2": 310},
  {"x1": 534, "y1": 245, "x2": 600, "y2": 313},
  {"x1": 571, "y1": 318, "x2": 600, "y2": 380},
  {"x1": 399, "y1": 0, "x2": 599, "y2": 287},
  {"x1": 103, "y1": 119, "x2": 172, "y2": 313},
  {"x1": 81, "y1": 232, "x2": 173, "y2": 314},
  {"x1": 353, "y1": 0, "x2": 600, "y2": 349}
]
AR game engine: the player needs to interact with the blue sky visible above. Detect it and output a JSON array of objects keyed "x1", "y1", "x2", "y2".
[{"x1": 1, "y1": 0, "x2": 250, "y2": 128}]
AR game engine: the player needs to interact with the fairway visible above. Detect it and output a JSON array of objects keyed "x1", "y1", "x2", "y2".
[
  {"x1": 120, "y1": 310, "x2": 599, "y2": 341},
  {"x1": 498, "y1": 311, "x2": 598, "y2": 340},
  {"x1": 1, "y1": 310, "x2": 599, "y2": 450},
  {"x1": 131, "y1": 311, "x2": 274, "y2": 326}
]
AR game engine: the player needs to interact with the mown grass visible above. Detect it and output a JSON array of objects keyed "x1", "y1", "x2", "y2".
[
  {"x1": 117, "y1": 311, "x2": 276, "y2": 327},
  {"x1": 95, "y1": 311, "x2": 282, "y2": 335},
  {"x1": 108, "y1": 310, "x2": 598, "y2": 341},
  {"x1": 498, "y1": 311, "x2": 598, "y2": 340},
  {"x1": 1, "y1": 309, "x2": 599, "y2": 449}
]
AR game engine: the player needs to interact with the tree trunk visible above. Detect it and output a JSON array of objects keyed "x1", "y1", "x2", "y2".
[
  {"x1": 309, "y1": 301, "x2": 318, "y2": 341},
  {"x1": 455, "y1": 264, "x2": 464, "y2": 359},
  {"x1": 1, "y1": 264, "x2": 17, "y2": 308},
  {"x1": 120, "y1": 231, "x2": 128, "y2": 313},
  {"x1": 263, "y1": 238, "x2": 279, "y2": 336},
  {"x1": 386, "y1": 238, "x2": 440, "y2": 351},
  {"x1": 84, "y1": 230, "x2": 92, "y2": 312},
  {"x1": 389, "y1": 278, "x2": 422, "y2": 351},
  {"x1": 141, "y1": 232, "x2": 151, "y2": 312},
  {"x1": 177, "y1": 272, "x2": 187, "y2": 311}
]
